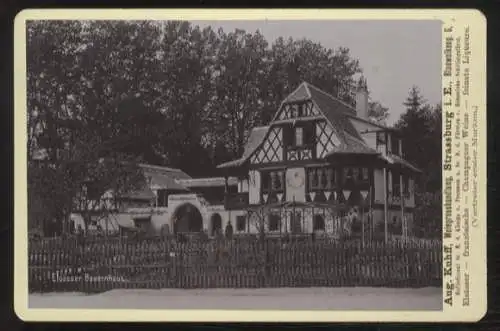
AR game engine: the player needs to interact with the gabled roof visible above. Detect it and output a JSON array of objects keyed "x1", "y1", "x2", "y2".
[
  {"x1": 275, "y1": 82, "x2": 359, "y2": 139},
  {"x1": 306, "y1": 83, "x2": 361, "y2": 140},
  {"x1": 218, "y1": 82, "x2": 376, "y2": 169},
  {"x1": 121, "y1": 164, "x2": 191, "y2": 200},
  {"x1": 217, "y1": 126, "x2": 269, "y2": 169},
  {"x1": 325, "y1": 133, "x2": 379, "y2": 156},
  {"x1": 140, "y1": 163, "x2": 191, "y2": 191}
]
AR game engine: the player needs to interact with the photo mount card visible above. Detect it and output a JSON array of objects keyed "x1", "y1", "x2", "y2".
[{"x1": 14, "y1": 8, "x2": 487, "y2": 322}]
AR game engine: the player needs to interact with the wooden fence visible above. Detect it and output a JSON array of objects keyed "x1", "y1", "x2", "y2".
[{"x1": 28, "y1": 236, "x2": 442, "y2": 293}]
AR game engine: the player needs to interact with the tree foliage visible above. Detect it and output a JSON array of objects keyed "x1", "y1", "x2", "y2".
[
  {"x1": 394, "y1": 86, "x2": 442, "y2": 237},
  {"x1": 27, "y1": 20, "x2": 392, "y2": 232},
  {"x1": 368, "y1": 101, "x2": 389, "y2": 124}
]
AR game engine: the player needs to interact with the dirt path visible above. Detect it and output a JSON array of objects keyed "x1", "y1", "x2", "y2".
[{"x1": 29, "y1": 287, "x2": 442, "y2": 310}]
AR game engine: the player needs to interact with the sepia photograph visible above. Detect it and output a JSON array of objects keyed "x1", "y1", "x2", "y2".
[{"x1": 24, "y1": 17, "x2": 445, "y2": 312}]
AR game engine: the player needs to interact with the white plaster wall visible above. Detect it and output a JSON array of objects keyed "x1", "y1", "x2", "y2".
[
  {"x1": 248, "y1": 170, "x2": 261, "y2": 204},
  {"x1": 285, "y1": 168, "x2": 306, "y2": 202},
  {"x1": 149, "y1": 209, "x2": 170, "y2": 231},
  {"x1": 373, "y1": 169, "x2": 385, "y2": 204},
  {"x1": 248, "y1": 212, "x2": 263, "y2": 234}
]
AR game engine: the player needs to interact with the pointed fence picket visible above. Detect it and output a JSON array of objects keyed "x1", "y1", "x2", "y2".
[{"x1": 28, "y1": 236, "x2": 442, "y2": 293}]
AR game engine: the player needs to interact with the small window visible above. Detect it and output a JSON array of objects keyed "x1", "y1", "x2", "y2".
[
  {"x1": 268, "y1": 214, "x2": 281, "y2": 231},
  {"x1": 392, "y1": 171, "x2": 401, "y2": 194},
  {"x1": 236, "y1": 215, "x2": 246, "y2": 232},
  {"x1": 307, "y1": 167, "x2": 337, "y2": 192},
  {"x1": 262, "y1": 170, "x2": 285, "y2": 193},
  {"x1": 291, "y1": 212, "x2": 302, "y2": 233},
  {"x1": 326, "y1": 168, "x2": 335, "y2": 189},
  {"x1": 376, "y1": 132, "x2": 386, "y2": 152},
  {"x1": 295, "y1": 127, "x2": 304, "y2": 146},
  {"x1": 319, "y1": 168, "x2": 327, "y2": 188},
  {"x1": 361, "y1": 168, "x2": 369, "y2": 181},
  {"x1": 262, "y1": 172, "x2": 271, "y2": 192},
  {"x1": 391, "y1": 136, "x2": 400, "y2": 155},
  {"x1": 157, "y1": 189, "x2": 169, "y2": 207},
  {"x1": 313, "y1": 214, "x2": 325, "y2": 231},
  {"x1": 297, "y1": 103, "x2": 304, "y2": 117},
  {"x1": 352, "y1": 168, "x2": 359, "y2": 181},
  {"x1": 271, "y1": 171, "x2": 284, "y2": 191},
  {"x1": 343, "y1": 167, "x2": 354, "y2": 185},
  {"x1": 403, "y1": 175, "x2": 410, "y2": 194}
]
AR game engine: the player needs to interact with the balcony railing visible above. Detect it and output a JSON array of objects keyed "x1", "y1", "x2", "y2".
[{"x1": 224, "y1": 192, "x2": 249, "y2": 210}]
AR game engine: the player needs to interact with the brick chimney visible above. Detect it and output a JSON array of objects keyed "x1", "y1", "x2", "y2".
[{"x1": 355, "y1": 76, "x2": 369, "y2": 120}]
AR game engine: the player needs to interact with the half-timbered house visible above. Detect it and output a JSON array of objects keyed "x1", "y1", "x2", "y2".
[
  {"x1": 62, "y1": 79, "x2": 421, "y2": 241},
  {"x1": 214, "y1": 78, "x2": 421, "y2": 240}
]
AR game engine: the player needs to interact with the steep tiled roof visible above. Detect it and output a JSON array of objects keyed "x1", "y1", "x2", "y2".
[
  {"x1": 217, "y1": 126, "x2": 269, "y2": 169},
  {"x1": 121, "y1": 186, "x2": 157, "y2": 200},
  {"x1": 382, "y1": 154, "x2": 422, "y2": 173},
  {"x1": 121, "y1": 164, "x2": 191, "y2": 200},
  {"x1": 140, "y1": 164, "x2": 191, "y2": 191},
  {"x1": 325, "y1": 133, "x2": 379, "y2": 156},
  {"x1": 305, "y1": 83, "x2": 360, "y2": 139},
  {"x1": 217, "y1": 82, "x2": 386, "y2": 169}
]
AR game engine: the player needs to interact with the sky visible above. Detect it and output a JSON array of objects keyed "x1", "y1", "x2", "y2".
[{"x1": 191, "y1": 20, "x2": 442, "y2": 125}]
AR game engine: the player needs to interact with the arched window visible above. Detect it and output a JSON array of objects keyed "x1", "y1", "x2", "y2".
[{"x1": 313, "y1": 214, "x2": 325, "y2": 231}]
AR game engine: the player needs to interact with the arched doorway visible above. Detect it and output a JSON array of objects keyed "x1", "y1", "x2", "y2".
[
  {"x1": 210, "y1": 213, "x2": 222, "y2": 237},
  {"x1": 172, "y1": 203, "x2": 203, "y2": 234}
]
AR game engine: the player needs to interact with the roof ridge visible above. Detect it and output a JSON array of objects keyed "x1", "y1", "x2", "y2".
[
  {"x1": 346, "y1": 113, "x2": 395, "y2": 131},
  {"x1": 139, "y1": 163, "x2": 185, "y2": 173},
  {"x1": 306, "y1": 82, "x2": 357, "y2": 114},
  {"x1": 303, "y1": 81, "x2": 312, "y2": 99}
]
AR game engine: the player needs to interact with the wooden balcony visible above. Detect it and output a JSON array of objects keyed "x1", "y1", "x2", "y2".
[{"x1": 224, "y1": 192, "x2": 249, "y2": 210}]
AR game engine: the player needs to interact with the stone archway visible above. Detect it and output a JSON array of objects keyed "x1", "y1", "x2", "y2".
[
  {"x1": 210, "y1": 213, "x2": 222, "y2": 237},
  {"x1": 172, "y1": 203, "x2": 204, "y2": 234}
]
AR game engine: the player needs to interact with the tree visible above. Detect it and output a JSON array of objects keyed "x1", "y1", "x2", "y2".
[
  {"x1": 211, "y1": 34, "x2": 364, "y2": 158},
  {"x1": 368, "y1": 101, "x2": 389, "y2": 124},
  {"x1": 72, "y1": 155, "x2": 146, "y2": 231},
  {"x1": 27, "y1": 21, "x2": 156, "y2": 232},
  {"x1": 26, "y1": 20, "x2": 393, "y2": 232},
  {"x1": 394, "y1": 86, "x2": 442, "y2": 237},
  {"x1": 209, "y1": 28, "x2": 270, "y2": 158},
  {"x1": 395, "y1": 86, "x2": 441, "y2": 191}
]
